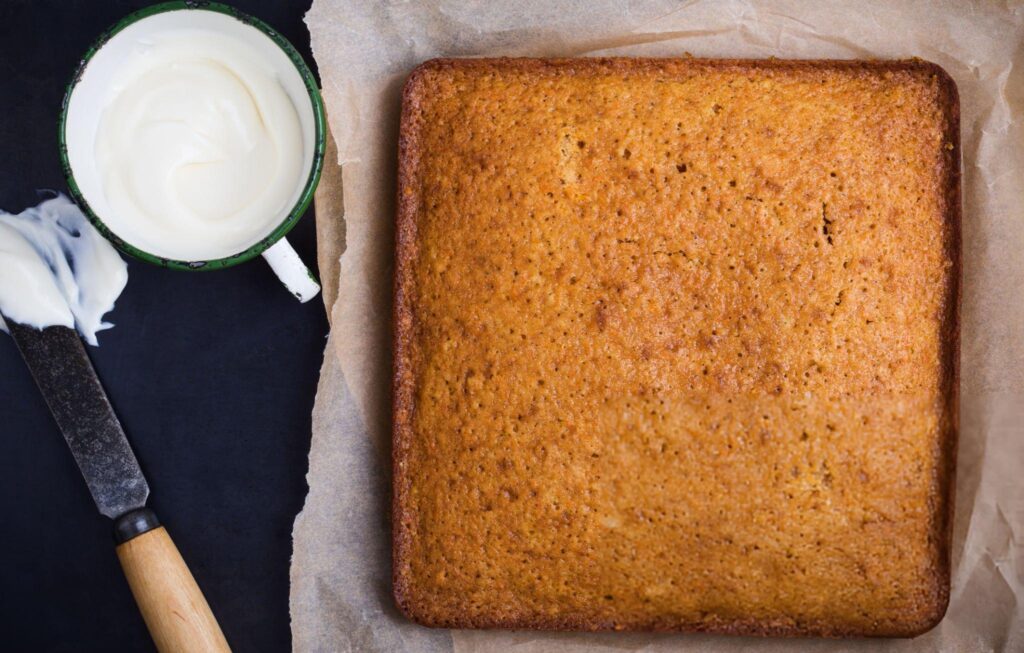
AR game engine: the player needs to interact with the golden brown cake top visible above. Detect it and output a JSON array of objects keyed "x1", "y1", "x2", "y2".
[{"x1": 393, "y1": 58, "x2": 959, "y2": 637}]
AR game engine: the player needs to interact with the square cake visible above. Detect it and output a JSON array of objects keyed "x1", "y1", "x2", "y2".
[{"x1": 392, "y1": 58, "x2": 960, "y2": 637}]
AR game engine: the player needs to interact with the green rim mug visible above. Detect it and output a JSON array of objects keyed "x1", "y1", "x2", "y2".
[{"x1": 59, "y1": 1, "x2": 326, "y2": 301}]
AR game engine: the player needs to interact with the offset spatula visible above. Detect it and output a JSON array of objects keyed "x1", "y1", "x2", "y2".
[{"x1": 6, "y1": 321, "x2": 230, "y2": 653}]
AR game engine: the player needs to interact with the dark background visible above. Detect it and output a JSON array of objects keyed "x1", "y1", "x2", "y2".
[{"x1": 0, "y1": 1, "x2": 325, "y2": 651}]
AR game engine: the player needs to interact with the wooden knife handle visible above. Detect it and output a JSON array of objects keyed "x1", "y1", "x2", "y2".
[{"x1": 114, "y1": 511, "x2": 230, "y2": 653}]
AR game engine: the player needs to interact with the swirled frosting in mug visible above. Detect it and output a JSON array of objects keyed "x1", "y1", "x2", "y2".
[{"x1": 94, "y1": 27, "x2": 305, "y2": 261}]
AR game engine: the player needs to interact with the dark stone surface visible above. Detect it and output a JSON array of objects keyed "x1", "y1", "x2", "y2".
[{"x1": 0, "y1": 2, "x2": 326, "y2": 651}]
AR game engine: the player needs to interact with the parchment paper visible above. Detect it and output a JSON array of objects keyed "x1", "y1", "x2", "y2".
[{"x1": 291, "y1": 1, "x2": 1024, "y2": 651}]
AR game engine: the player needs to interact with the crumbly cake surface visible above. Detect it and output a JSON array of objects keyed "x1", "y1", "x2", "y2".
[{"x1": 392, "y1": 58, "x2": 959, "y2": 637}]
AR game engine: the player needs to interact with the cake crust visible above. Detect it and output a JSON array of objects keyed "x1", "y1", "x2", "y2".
[{"x1": 392, "y1": 57, "x2": 960, "y2": 637}]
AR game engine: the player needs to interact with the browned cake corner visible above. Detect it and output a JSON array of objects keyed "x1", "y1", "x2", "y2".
[{"x1": 392, "y1": 58, "x2": 960, "y2": 637}]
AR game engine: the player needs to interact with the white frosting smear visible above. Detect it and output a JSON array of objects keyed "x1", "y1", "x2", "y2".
[
  {"x1": 94, "y1": 28, "x2": 306, "y2": 261},
  {"x1": 0, "y1": 194, "x2": 128, "y2": 345}
]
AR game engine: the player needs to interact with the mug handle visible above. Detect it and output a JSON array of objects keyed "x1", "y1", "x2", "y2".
[{"x1": 261, "y1": 238, "x2": 320, "y2": 302}]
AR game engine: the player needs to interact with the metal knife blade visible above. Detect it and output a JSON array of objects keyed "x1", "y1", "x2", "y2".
[{"x1": 7, "y1": 322, "x2": 148, "y2": 519}]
